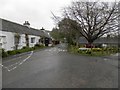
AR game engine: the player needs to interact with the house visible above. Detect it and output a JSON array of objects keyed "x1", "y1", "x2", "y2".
[
  {"x1": 40, "y1": 27, "x2": 52, "y2": 46},
  {"x1": 0, "y1": 18, "x2": 51, "y2": 51},
  {"x1": 79, "y1": 36, "x2": 119, "y2": 47}
]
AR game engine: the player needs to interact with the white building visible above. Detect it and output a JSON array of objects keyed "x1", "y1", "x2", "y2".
[{"x1": 0, "y1": 18, "x2": 51, "y2": 51}]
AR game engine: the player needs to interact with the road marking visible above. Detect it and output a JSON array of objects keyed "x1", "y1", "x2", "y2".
[
  {"x1": 0, "y1": 51, "x2": 33, "y2": 72},
  {"x1": 7, "y1": 62, "x2": 19, "y2": 68},
  {"x1": 45, "y1": 48, "x2": 67, "y2": 52},
  {"x1": 2, "y1": 56, "x2": 23, "y2": 64},
  {"x1": 104, "y1": 58, "x2": 108, "y2": 61},
  {"x1": 8, "y1": 66, "x2": 17, "y2": 71},
  {"x1": 0, "y1": 64, "x2": 3, "y2": 67},
  {"x1": 111, "y1": 53, "x2": 119, "y2": 56},
  {"x1": 18, "y1": 51, "x2": 33, "y2": 66}
]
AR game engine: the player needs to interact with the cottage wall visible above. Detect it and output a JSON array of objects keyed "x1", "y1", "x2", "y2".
[
  {"x1": 18, "y1": 34, "x2": 26, "y2": 49},
  {"x1": 1, "y1": 18, "x2": 51, "y2": 51},
  {"x1": 0, "y1": 31, "x2": 41, "y2": 51},
  {"x1": 0, "y1": 31, "x2": 14, "y2": 51},
  {"x1": 28, "y1": 35, "x2": 41, "y2": 48}
]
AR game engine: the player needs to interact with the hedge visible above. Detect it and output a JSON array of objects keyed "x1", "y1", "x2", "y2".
[{"x1": 2, "y1": 44, "x2": 46, "y2": 58}]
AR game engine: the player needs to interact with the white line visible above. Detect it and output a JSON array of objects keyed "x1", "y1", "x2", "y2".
[
  {"x1": 3, "y1": 56, "x2": 23, "y2": 64},
  {"x1": 0, "y1": 64, "x2": 3, "y2": 67},
  {"x1": 1, "y1": 51, "x2": 33, "y2": 72},
  {"x1": 104, "y1": 58, "x2": 108, "y2": 61},
  {"x1": 0, "y1": 64, "x2": 9, "y2": 70},
  {"x1": 111, "y1": 53, "x2": 119, "y2": 56},
  {"x1": 7, "y1": 62, "x2": 19, "y2": 68},
  {"x1": 8, "y1": 67, "x2": 17, "y2": 72}
]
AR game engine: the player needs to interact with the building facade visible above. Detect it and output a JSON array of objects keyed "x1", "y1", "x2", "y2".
[
  {"x1": 79, "y1": 36, "x2": 119, "y2": 47},
  {"x1": 0, "y1": 18, "x2": 51, "y2": 51}
]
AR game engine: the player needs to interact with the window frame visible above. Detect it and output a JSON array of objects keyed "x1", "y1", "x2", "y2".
[{"x1": 31, "y1": 37, "x2": 35, "y2": 43}]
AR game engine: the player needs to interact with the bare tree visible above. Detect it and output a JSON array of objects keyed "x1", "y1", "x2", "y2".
[{"x1": 62, "y1": 1, "x2": 120, "y2": 45}]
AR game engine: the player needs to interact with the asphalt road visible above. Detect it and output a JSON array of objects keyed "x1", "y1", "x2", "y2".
[{"x1": 2, "y1": 43, "x2": 119, "y2": 88}]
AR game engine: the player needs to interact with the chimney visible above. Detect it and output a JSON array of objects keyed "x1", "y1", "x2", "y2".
[
  {"x1": 41, "y1": 27, "x2": 45, "y2": 30},
  {"x1": 23, "y1": 21, "x2": 30, "y2": 28}
]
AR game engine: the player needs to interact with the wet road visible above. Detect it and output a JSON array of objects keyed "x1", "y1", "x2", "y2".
[{"x1": 2, "y1": 43, "x2": 118, "y2": 88}]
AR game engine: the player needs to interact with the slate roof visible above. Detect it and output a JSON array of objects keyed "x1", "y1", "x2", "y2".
[
  {"x1": 0, "y1": 18, "x2": 50, "y2": 38},
  {"x1": 79, "y1": 37, "x2": 119, "y2": 44}
]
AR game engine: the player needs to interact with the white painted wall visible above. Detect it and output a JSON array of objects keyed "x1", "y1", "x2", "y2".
[
  {"x1": 18, "y1": 34, "x2": 26, "y2": 49},
  {"x1": 28, "y1": 35, "x2": 41, "y2": 47},
  {"x1": 0, "y1": 31, "x2": 14, "y2": 51},
  {"x1": 0, "y1": 31, "x2": 41, "y2": 51}
]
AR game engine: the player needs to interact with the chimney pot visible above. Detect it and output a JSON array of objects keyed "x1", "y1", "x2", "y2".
[{"x1": 23, "y1": 21, "x2": 30, "y2": 27}]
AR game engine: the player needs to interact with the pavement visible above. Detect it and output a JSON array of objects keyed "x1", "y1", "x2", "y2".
[{"x1": 1, "y1": 43, "x2": 119, "y2": 88}]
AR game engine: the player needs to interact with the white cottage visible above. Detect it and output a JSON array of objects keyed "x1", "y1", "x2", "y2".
[{"x1": 0, "y1": 18, "x2": 51, "y2": 51}]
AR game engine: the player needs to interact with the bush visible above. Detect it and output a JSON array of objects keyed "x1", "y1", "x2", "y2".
[
  {"x1": 92, "y1": 48, "x2": 102, "y2": 52},
  {"x1": 118, "y1": 48, "x2": 120, "y2": 52},
  {"x1": 40, "y1": 44, "x2": 45, "y2": 48},
  {"x1": 15, "y1": 49, "x2": 24, "y2": 54},
  {"x1": 7, "y1": 47, "x2": 33, "y2": 56},
  {"x1": 2, "y1": 44, "x2": 45, "y2": 58},
  {"x1": 34, "y1": 44, "x2": 45, "y2": 50},
  {"x1": 86, "y1": 50, "x2": 92, "y2": 54},
  {"x1": 22, "y1": 46, "x2": 29, "y2": 49},
  {"x1": 35, "y1": 44, "x2": 41, "y2": 47},
  {"x1": 103, "y1": 47, "x2": 119, "y2": 53},
  {"x1": 70, "y1": 45, "x2": 78, "y2": 53},
  {"x1": 2, "y1": 49, "x2": 8, "y2": 57},
  {"x1": 7, "y1": 50, "x2": 16, "y2": 55},
  {"x1": 111, "y1": 47, "x2": 119, "y2": 53}
]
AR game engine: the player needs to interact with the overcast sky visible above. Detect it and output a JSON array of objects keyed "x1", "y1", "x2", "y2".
[
  {"x1": 0, "y1": 0, "x2": 74, "y2": 31},
  {"x1": 0, "y1": 0, "x2": 119, "y2": 31}
]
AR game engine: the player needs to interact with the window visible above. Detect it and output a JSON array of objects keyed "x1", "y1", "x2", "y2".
[{"x1": 31, "y1": 38, "x2": 35, "y2": 43}]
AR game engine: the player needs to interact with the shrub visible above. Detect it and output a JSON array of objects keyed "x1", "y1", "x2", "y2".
[
  {"x1": 22, "y1": 46, "x2": 33, "y2": 51},
  {"x1": 0, "y1": 49, "x2": 2, "y2": 57},
  {"x1": 2, "y1": 44, "x2": 46, "y2": 58},
  {"x1": 86, "y1": 50, "x2": 92, "y2": 54},
  {"x1": 34, "y1": 44, "x2": 45, "y2": 50},
  {"x1": 104, "y1": 47, "x2": 119, "y2": 53},
  {"x1": 111, "y1": 48, "x2": 119, "y2": 53},
  {"x1": 35, "y1": 44, "x2": 41, "y2": 47},
  {"x1": 7, "y1": 47, "x2": 33, "y2": 56},
  {"x1": 7, "y1": 50, "x2": 16, "y2": 55},
  {"x1": 70, "y1": 46, "x2": 78, "y2": 53},
  {"x1": 7, "y1": 50, "x2": 12, "y2": 54},
  {"x1": 40, "y1": 44, "x2": 45, "y2": 48},
  {"x1": 118, "y1": 48, "x2": 120, "y2": 52},
  {"x1": 22, "y1": 46, "x2": 29, "y2": 49},
  {"x1": 2, "y1": 49, "x2": 8, "y2": 57},
  {"x1": 15, "y1": 49, "x2": 24, "y2": 54},
  {"x1": 92, "y1": 48, "x2": 102, "y2": 52}
]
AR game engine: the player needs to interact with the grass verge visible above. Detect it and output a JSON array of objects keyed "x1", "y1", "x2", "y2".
[{"x1": 67, "y1": 45, "x2": 120, "y2": 57}]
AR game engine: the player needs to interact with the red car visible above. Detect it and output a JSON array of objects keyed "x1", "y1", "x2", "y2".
[{"x1": 85, "y1": 44, "x2": 94, "y2": 48}]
